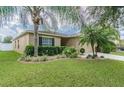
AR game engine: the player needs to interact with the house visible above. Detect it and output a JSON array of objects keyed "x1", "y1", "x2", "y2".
[{"x1": 12, "y1": 30, "x2": 92, "y2": 53}]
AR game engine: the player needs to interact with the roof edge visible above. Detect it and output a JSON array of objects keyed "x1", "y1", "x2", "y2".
[{"x1": 13, "y1": 30, "x2": 80, "y2": 41}]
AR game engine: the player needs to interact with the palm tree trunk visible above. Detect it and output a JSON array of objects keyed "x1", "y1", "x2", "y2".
[
  {"x1": 34, "y1": 24, "x2": 39, "y2": 57},
  {"x1": 96, "y1": 49, "x2": 97, "y2": 56},
  {"x1": 95, "y1": 45, "x2": 99, "y2": 56},
  {"x1": 91, "y1": 43, "x2": 95, "y2": 57}
]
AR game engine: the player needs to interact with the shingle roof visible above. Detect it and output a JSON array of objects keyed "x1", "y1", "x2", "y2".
[{"x1": 13, "y1": 30, "x2": 80, "y2": 40}]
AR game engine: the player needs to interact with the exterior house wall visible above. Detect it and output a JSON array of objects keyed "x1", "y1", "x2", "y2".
[
  {"x1": 65, "y1": 37, "x2": 92, "y2": 52},
  {"x1": 13, "y1": 34, "x2": 29, "y2": 53},
  {"x1": 13, "y1": 32, "x2": 92, "y2": 53},
  {"x1": 120, "y1": 40, "x2": 124, "y2": 47},
  {"x1": 29, "y1": 33, "x2": 61, "y2": 46}
]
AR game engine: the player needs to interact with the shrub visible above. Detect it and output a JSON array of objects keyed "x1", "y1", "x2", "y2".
[
  {"x1": 70, "y1": 52, "x2": 78, "y2": 58},
  {"x1": 80, "y1": 48, "x2": 85, "y2": 54},
  {"x1": 102, "y1": 46, "x2": 111, "y2": 53},
  {"x1": 21, "y1": 56, "x2": 48, "y2": 62},
  {"x1": 17, "y1": 54, "x2": 26, "y2": 61},
  {"x1": 25, "y1": 45, "x2": 66, "y2": 56},
  {"x1": 31, "y1": 57, "x2": 39, "y2": 62},
  {"x1": 63, "y1": 47, "x2": 77, "y2": 58},
  {"x1": 111, "y1": 45, "x2": 116, "y2": 52},
  {"x1": 101, "y1": 43, "x2": 116, "y2": 53},
  {"x1": 42, "y1": 55, "x2": 48, "y2": 61},
  {"x1": 24, "y1": 45, "x2": 34, "y2": 56},
  {"x1": 25, "y1": 56, "x2": 32, "y2": 62}
]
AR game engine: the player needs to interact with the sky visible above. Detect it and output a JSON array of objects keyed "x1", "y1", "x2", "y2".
[
  {"x1": 0, "y1": 7, "x2": 124, "y2": 41},
  {"x1": 0, "y1": 11, "x2": 80, "y2": 41}
]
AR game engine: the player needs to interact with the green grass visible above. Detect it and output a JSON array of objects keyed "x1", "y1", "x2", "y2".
[
  {"x1": 111, "y1": 52, "x2": 124, "y2": 56},
  {"x1": 0, "y1": 51, "x2": 124, "y2": 87}
]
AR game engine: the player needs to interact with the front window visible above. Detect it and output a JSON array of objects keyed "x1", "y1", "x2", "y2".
[
  {"x1": 17, "y1": 40, "x2": 19, "y2": 49},
  {"x1": 39, "y1": 37, "x2": 54, "y2": 46}
]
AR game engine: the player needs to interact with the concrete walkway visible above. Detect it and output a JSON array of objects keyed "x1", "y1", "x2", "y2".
[{"x1": 82, "y1": 52, "x2": 124, "y2": 61}]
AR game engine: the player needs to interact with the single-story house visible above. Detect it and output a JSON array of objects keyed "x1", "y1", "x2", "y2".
[{"x1": 12, "y1": 30, "x2": 92, "y2": 53}]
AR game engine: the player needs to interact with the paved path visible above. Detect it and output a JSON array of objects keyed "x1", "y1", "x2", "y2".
[{"x1": 82, "y1": 52, "x2": 124, "y2": 61}]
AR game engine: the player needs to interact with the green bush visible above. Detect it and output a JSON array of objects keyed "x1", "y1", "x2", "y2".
[
  {"x1": 80, "y1": 48, "x2": 85, "y2": 54},
  {"x1": 111, "y1": 45, "x2": 116, "y2": 52},
  {"x1": 70, "y1": 52, "x2": 78, "y2": 58},
  {"x1": 102, "y1": 46, "x2": 111, "y2": 53},
  {"x1": 63, "y1": 47, "x2": 77, "y2": 58},
  {"x1": 24, "y1": 45, "x2": 34, "y2": 56},
  {"x1": 25, "y1": 45, "x2": 66, "y2": 56},
  {"x1": 101, "y1": 43, "x2": 116, "y2": 53}
]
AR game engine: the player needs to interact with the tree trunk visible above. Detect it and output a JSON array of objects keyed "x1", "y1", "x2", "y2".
[
  {"x1": 95, "y1": 45, "x2": 98, "y2": 56},
  {"x1": 34, "y1": 24, "x2": 39, "y2": 57},
  {"x1": 96, "y1": 48, "x2": 97, "y2": 56},
  {"x1": 91, "y1": 43, "x2": 95, "y2": 57}
]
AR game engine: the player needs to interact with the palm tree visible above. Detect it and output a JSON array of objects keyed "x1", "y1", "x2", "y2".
[
  {"x1": 80, "y1": 24, "x2": 119, "y2": 58},
  {"x1": 80, "y1": 25, "x2": 97, "y2": 57},
  {"x1": 24, "y1": 6, "x2": 44, "y2": 56},
  {"x1": 95, "y1": 26, "x2": 119, "y2": 55}
]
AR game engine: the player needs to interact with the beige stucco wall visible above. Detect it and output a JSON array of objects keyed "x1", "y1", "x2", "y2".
[
  {"x1": 29, "y1": 33, "x2": 61, "y2": 46},
  {"x1": 13, "y1": 33, "x2": 61, "y2": 53},
  {"x1": 13, "y1": 34, "x2": 29, "y2": 53},
  {"x1": 120, "y1": 40, "x2": 124, "y2": 47},
  {"x1": 65, "y1": 37, "x2": 92, "y2": 52},
  {"x1": 13, "y1": 32, "x2": 92, "y2": 53}
]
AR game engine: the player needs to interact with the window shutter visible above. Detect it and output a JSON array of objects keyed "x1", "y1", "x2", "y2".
[{"x1": 52, "y1": 38, "x2": 54, "y2": 46}]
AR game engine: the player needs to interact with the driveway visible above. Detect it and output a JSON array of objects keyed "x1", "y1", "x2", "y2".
[{"x1": 82, "y1": 52, "x2": 124, "y2": 61}]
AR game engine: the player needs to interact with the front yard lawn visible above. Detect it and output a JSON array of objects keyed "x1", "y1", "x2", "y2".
[
  {"x1": 0, "y1": 51, "x2": 124, "y2": 86},
  {"x1": 111, "y1": 52, "x2": 124, "y2": 56}
]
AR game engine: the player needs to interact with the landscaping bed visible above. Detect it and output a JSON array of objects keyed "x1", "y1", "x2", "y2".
[{"x1": 19, "y1": 55, "x2": 67, "y2": 63}]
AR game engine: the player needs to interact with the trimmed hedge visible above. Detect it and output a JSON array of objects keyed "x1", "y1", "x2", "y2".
[{"x1": 25, "y1": 45, "x2": 66, "y2": 56}]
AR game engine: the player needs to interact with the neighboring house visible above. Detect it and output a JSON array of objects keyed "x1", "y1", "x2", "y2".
[
  {"x1": 120, "y1": 40, "x2": 124, "y2": 47},
  {"x1": 12, "y1": 30, "x2": 92, "y2": 53}
]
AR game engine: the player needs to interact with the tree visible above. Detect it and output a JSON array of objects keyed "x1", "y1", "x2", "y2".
[
  {"x1": 87, "y1": 6, "x2": 124, "y2": 27},
  {"x1": 3, "y1": 36, "x2": 13, "y2": 43},
  {"x1": 80, "y1": 24, "x2": 119, "y2": 58},
  {"x1": 24, "y1": 6, "x2": 44, "y2": 56},
  {"x1": 0, "y1": 6, "x2": 17, "y2": 27},
  {"x1": 94, "y1": 26, "x2": 119, "y2": 54},
  {"x1": 80, "y1": 25, "x2": 97, "y2": 57},
  {"x1": 24, "y1": 6, "x2": 59, "y2": 56}
]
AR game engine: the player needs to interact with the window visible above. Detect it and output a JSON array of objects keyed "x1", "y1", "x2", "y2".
[
  {"x1": 15, "y1": 41, "x2": 16, "y2": 48},
  {"x1": 17, "y1": 40, "x2": 19, "y2": 49},
  {"x1": 39, "y1": 37, "x2": 54, "y2": 46}
]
